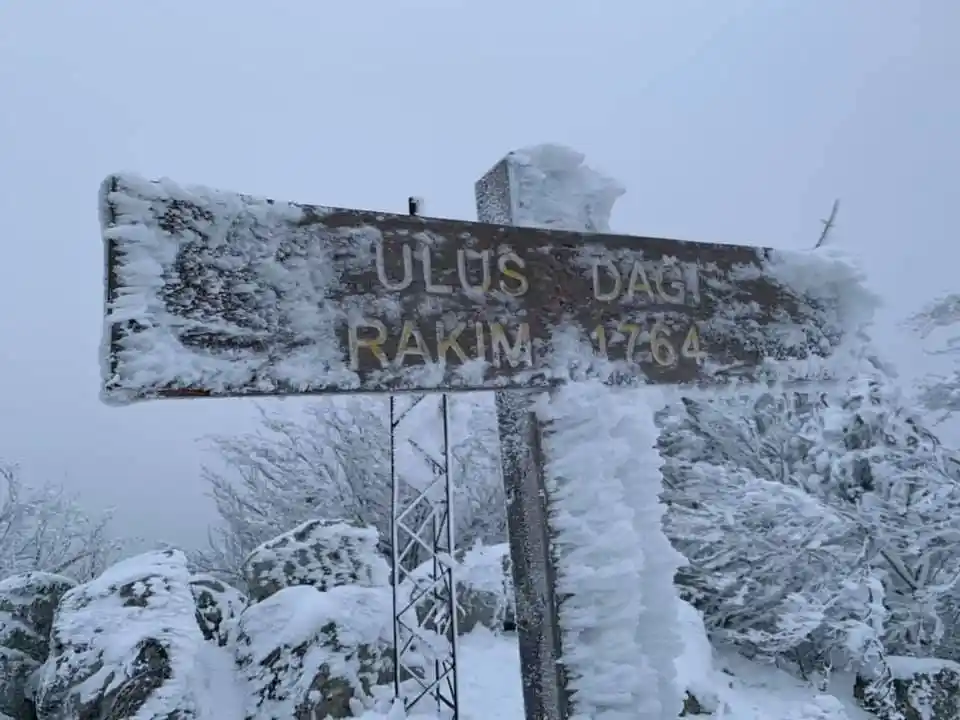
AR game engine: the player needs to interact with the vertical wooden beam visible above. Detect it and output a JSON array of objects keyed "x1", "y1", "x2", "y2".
[{"x1": 476, "y1": 155, "x2": 570, "y2": 720}]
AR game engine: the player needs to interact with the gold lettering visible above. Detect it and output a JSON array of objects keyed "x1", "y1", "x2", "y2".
[
  {"x1": 654, "y1": 262, "x2": 685, "y2": 304},
  {"x1": 497, "y1": 252, "x2": 529, "y2": 297},
  {"x1": 626, "y1": 261, "x2": 656, "y2": 302},
  {"x1": 436, "y1": 321, "x2": 469, "y2": 363},
  {"x1": 375, "y1": 243, "x2": 413, "y2": 291},
  {"x1": 457, "y1": 249, "x2": 492, "y2": 294},
  {"x1": 650, "y1": 321, "x2": 678, "y2": 367},
  {"x1": 489, "y1": 322, "x2": 532, "y2": 368},
  {"x1": 393, "y1": 320, "x2": 432, "y2": 366},
  {"x1": 421, "y1": 245, "x2": 453, "y2": 294},
  {"x1": 347, "y1": 319, "x2": 388, "y2": 370},
  {"x1": 591, "y1": 324, "x2": 608, "y2": 358},
  {"x1": 475, "y1": 322, "x2": 487, "y2": 361},
  {"x1": 621, "y1": 322, "x2": 642, "y2": 362},
  {"x1": 592, "y1": 258, "x2": 621, "y2": 302},
  {"x1": 681, "y1": 324, "x2": 706, "y2": 362}
]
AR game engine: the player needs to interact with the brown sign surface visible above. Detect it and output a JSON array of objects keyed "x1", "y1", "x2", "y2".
[{"x1": 99, "y1": 173, "x2": 841, "y2": 404}]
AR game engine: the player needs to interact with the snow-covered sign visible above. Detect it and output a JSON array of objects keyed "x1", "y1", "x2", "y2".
[{"x1": 99, "y1": 173, "x2": 848, "y2": 404}]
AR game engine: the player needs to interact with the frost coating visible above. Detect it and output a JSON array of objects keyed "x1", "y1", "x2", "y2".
[
  {"x1": 36, "y1": 550, "x2": 204, "y2": 719},
  {"x1": 235, "y1": 584, "x2": 392, "y2": 718},
  {"x1": 507, "y1": 144, "x2": 625, "y2": 233},
  {"x1": 101, "y1": 159, "x2": 874, "y2": 404},
  {"x1": 537, "y1": 381, "x2": 685, "y2": 720},
  {"x1": 500, "y1": 145, "x2": 682, "y2": 720},
  {"x1": 100, "y1": 173, "x2": 357, "y2": 405},
  {"x1": 761, "y1": 245, "x2": 881, "y2": 379}
]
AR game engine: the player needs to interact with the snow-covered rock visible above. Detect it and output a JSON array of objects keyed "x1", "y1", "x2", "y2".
[
  {"x1": 675, "y1": 599, "x2": 719, "y2": 716},
  {"x1": 407, "y1": 543, "x2": 514, "y2": 636},
  {"x1": 0, "y1": 572, "x2": 75, "y2": 720},
  {"x1": 234, "y1": 584, "x2": 393, "y2": 719},
  {"x1": 34, "y1": 549, "x2": 205, "y2": 720},
  {"x1": 189, "y1": 574, "x2": 246, "y2": 647},
  {"x1": 452, "y1": 543, "x2": 514, "y2": 634},
  {"x1": 855, "y1": 656, "x2": 960, "y2": 720},
  {"x1": 243, "y1": 519, "x2": 389, "y2": 603}
]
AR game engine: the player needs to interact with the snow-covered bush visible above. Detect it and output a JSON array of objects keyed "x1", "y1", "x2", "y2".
[
  {"x1": 660, "y1": 369, "x2": 960, "y2": 672},
  {"x1": 908, "y1": 293, "x2": 960, "y2": 424},
  {"x1": 195, "y1": 396, "x2": 505, "y2": 587},
  {"x1": 803, "y1": 374, "x2": 960, "y2": 660},
  {"x1": 0, "y1": 464, "x2": 118, "y2": 582}
]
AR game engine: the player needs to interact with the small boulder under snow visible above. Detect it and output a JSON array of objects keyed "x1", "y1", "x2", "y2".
[
  {"x1": 234, "y1": 584, "x2": 393, "y2": 719},
  {"x1": 243, "y1": 519, "x2": 389, "y2": 603},
  {"x1": 0, "y1": 572, "x2": 75, "y2": 720},
  {"x1": 189, "y1": 574, "x2": 246, "y2": 647},
  {"x1": 856, "y1": 656, "x2": 960, "y2": 720},
  {"x1": 34, "y1": 549, "x2": 205, "y2": 720},
  {"x1": 408, "y1": 543, "x2": 514, "y2": 637}
]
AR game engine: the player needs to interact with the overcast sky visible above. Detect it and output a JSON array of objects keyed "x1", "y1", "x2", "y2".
[{"x1": 0, "y1": 1, "x2": 957, "y2": 551}]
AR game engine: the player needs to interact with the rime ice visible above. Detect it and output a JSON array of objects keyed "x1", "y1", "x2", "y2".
[{"x1": 99, "y1": 164, "x2": 868, "y2": 404}]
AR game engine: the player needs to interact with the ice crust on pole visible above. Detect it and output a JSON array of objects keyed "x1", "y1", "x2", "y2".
[
  {"x1": 503, "y1": 144, "x2": 684, "y2": 720},
  {"x1": 500, "y1": 144, "x2": 878, "y2": 720}
]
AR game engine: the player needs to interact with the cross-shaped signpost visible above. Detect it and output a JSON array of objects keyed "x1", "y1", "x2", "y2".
[{"x1": 99, "y1": 147, "x2": 853, "y2": 720}]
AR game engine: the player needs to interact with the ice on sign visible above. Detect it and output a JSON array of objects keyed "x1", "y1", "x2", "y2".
[{"x1": 98, "y1": 172, "x2": 853, "y2": 404}]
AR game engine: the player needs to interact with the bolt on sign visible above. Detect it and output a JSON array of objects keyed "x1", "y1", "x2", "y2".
[{"x1": 99, "y1": 175, "x2": 841, "y2": 404}]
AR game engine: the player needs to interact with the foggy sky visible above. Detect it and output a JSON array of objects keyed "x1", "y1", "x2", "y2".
[{"x1": 0, "y1": 1, "x2": 956, "y2": 550}]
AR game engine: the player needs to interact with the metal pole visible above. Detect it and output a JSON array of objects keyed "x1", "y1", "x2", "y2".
[{"x1": 389, "y1": 368, "x2": 459, "y2": 714}]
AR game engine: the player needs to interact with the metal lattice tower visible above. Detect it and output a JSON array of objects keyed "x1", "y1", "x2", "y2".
[{"x1": 390, "y1": 393, "x2": 460, "y2": 718}]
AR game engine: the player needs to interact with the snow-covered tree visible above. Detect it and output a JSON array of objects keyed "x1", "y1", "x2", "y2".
[
  {"x1": 907, "y1": 293, "x2": 960, "y2": 424},
  {"x1": 658, "y1": 391, "x2": 871, "y2": 672},
  {"x1": 803, "y1": 374, "x2": 960, "y2": 659},
  {"x1": 660, "y1": 367, "x2": 960, "y2": 668},
  {"x1": 195, "y1": 395, "x2": 505, "y2": 585},
  {"x1": 0, "y1": 464, "x2": 118, "y2": 581}
]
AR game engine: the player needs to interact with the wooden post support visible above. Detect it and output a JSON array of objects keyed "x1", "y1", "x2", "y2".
[{"x1": 476, "y1": 155, "x2": 571, "y2": 720}]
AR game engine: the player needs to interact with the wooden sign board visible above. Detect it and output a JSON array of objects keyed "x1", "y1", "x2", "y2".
[{"x1": 99, "y1": 173, "x2": 837, "y2": 404}]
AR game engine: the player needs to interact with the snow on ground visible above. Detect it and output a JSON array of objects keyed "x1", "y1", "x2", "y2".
[
  {"x1": 191, "y1": 643, "x2": 247, "y2": 720},
  {"x1": 358, "y1": 601, "x2": 873, "y2": 720}
]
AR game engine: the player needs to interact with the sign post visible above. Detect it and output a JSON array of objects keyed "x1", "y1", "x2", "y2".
[
  {"x1": 99, "y1": 157, "x2": 848, "y2": 720},
  {"x1": 473, "y1": 152, "x2": 585, "y2": 720}
]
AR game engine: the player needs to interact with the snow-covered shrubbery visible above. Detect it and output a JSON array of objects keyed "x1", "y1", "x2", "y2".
[
  {"x1": 909, "y1": 294, "x2": 960, "y2": 424},
  {"x1": 0, "y1": 519, "x2": 420, "y2": 720},
  {"x1": 659, "y1": 366, "x2": 960, "y2": 691},
  {"x1": 194, "y1": 395, "x2": 506, "y2": 590},
  {"x1": 0, "y1": 464, "x2": 118, "y2": 583}
]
